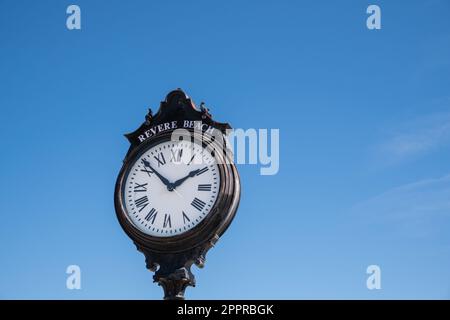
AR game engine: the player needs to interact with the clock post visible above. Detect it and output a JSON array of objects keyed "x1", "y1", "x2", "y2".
[{"x1": 114, "y1": 89, "x2": 240, "y2": 299}]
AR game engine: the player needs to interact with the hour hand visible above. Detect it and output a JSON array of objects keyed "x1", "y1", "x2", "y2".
[
  {"x1": 142, "y1": 159, "x2": 171, "y2": 188},
  {"x1": 172, "y1": 169, "x2": 201, "y2": 189}
]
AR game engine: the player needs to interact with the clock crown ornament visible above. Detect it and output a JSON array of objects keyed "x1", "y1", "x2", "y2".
[{"x1": 114, "y1": 89, "x2": 240, "y2": 299}]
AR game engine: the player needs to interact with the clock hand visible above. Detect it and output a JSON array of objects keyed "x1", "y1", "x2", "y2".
[
  {"x1": 172, "y1": 168, "x2": 201, "y2": 189},
  {"x1": 142, "y1": 159, "x2": 173, "y2": 190},
  {"x1": 172, "y1": 187, "x2": 184, "y2": 199}
]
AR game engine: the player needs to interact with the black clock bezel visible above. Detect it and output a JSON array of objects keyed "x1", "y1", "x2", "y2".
[{"x1": 115, "y1": 130, "x2": 240, "y2": 253}]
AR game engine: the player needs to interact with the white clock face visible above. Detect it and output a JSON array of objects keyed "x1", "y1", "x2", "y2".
[{"x1": 123, "y1": 140, "x2": 221, "y2": 237}]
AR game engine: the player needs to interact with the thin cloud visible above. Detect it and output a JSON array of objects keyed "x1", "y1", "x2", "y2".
[
  {"x1": 376, "y1": 112, "x2": 450, "y2": 164},
  {"x1": 352, "y1": 174, "x2": 450, "y2": 239}
]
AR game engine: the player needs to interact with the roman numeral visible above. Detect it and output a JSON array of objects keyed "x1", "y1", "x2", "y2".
[
  {"x1": 144, "y1": 208, "x2": 157, "y2": 224},
  {"x1": 163, "y1": 214, "x2": 171, "y2": 228},
  {"x1": 187, "y1": 154, "x2": 195, "y2": 165},
  {"x1": 191, "y1": 197, "x2": 206, "y2": 211},
  {"x1": 198, "y1": 184, "x2": 211, "y2": 191},
  {"x1": 154, "y1": 153, "x2": 166, "y2": 167},
  {"x1": 134, "y1": 196, "x2": 149, "y2": 212},
  {"x1": 170, "y1": 148, "x2": 183, "y2": 163},
  {"x1": 134, "y1": 182, "x2": 148, "y2": 192},
  {"x1": 182, "y1": 211, "x2": 190, "y2": 224},
  {"x1": 196, "y1": 167, "x2": 209, "y2": 176},
  {"x1": 140, "y1": 168, "x2": 154, "y2": 176},
  {"x1": 140, "y1": 159, "x2": 154, "y2": 176}
]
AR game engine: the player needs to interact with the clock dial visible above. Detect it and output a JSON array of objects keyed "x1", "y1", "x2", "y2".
[{"x1": 123, "y1": 140, "x2": 220, "y2": 237}]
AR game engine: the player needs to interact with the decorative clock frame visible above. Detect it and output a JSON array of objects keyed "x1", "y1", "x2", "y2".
[{"x1": 114, "y1": 89, "x2": 240, "y2": 299}]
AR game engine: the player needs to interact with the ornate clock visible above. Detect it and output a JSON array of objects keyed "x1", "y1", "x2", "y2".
[{"x1": 114, "y1": 89, "x2": 240, "y2": 299}]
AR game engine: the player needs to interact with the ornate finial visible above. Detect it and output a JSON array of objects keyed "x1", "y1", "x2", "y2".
[
  {"x1": 200, "y1": 102, "x2": 211, "y2": 119},
  {"x1": 145, "y1": 108, "x2": 153, "y2": 125},
  {"x1": 195, "y1": 256, "x2": 205, "y2": 268}
]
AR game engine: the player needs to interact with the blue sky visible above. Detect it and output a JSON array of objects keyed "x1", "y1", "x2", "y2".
[{"x1": 1, "y1": 0, "x2": 450, "y2": 299}]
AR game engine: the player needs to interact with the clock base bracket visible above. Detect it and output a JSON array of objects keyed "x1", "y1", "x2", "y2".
[
  {"x1": 154, "y1": 266, "x2": 195, "y2": 300},
  {"x1": 138, "y1": 238, "x2": 218, "y2": 300}
]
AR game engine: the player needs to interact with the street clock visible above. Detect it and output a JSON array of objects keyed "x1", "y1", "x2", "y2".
[{"x1": 114, "y1": 89, "x2": 240, "y2": 299}]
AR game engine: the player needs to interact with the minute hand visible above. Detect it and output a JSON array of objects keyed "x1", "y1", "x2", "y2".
[
  {"x1": 172, "y1": 169, "x2": 200, "y2": 189},
  {"x1": 142, "y1": 159, "x2": 171, "y2": 188}
]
